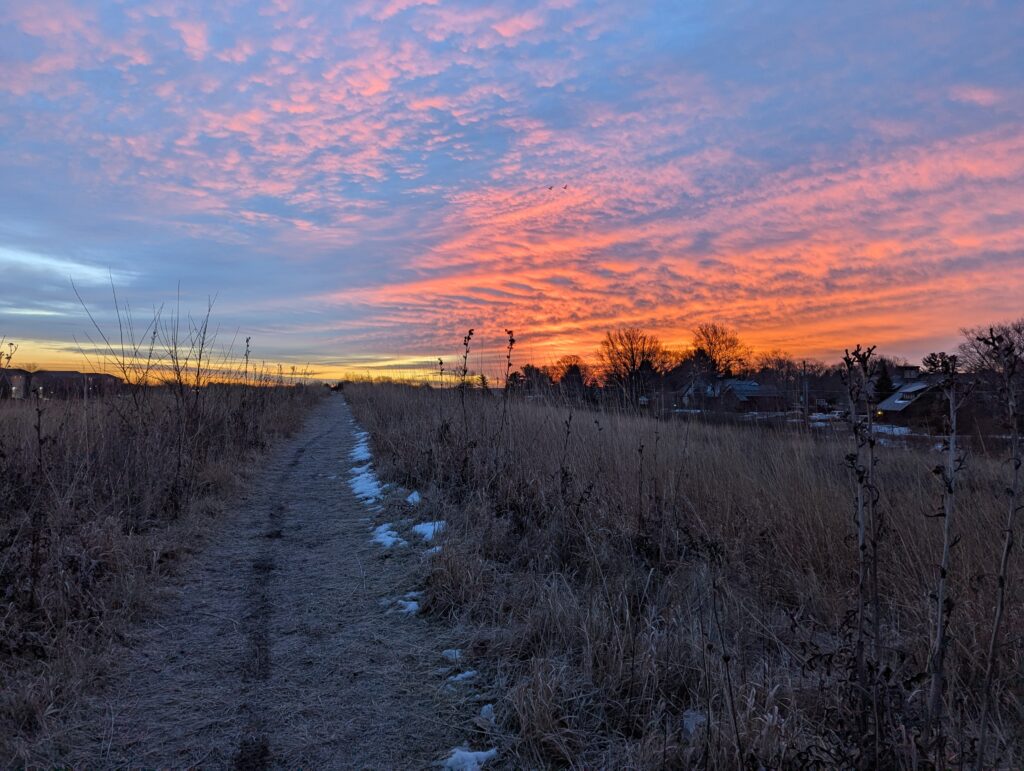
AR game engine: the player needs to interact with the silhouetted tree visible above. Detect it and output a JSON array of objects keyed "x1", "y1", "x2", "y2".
[
  {"x1": 756, "y1": 350, "x2": 804, "y2": 408},
  {"x1": 505, "y1": 371, "x2": 525, "y2": 392},
  {"x1": 959, "y1": 318, "x2": 1024, "y2": 408},
  {"x1": 551, "y1": 355, "x2": 594, "y2": 399},
  {"x1": 520, "y1": 364, "x2": 553, "y2": 393},
  {"x1": 691, "y1": 322, "x2": 750, "y2": 376},
  {"x1": 875, "y1": 361, "x2": 896, "y2": 402},
  {"x1": 598, "y1": 327, "x2": 673, "y2": 403}
]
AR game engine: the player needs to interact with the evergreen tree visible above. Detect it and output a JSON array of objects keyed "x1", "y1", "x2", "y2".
[{"x1": 875, "y1": 360, "x2": 895, "y2": 402}]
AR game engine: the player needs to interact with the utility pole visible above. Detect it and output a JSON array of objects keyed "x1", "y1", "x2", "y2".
[{"x1": 802, "y1": 359, "x2": 810, "y2": 426}]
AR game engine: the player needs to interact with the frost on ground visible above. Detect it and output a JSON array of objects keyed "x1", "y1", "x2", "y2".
[
  {"x1": 60, "y1": 396, "x2": 465, "y2": 768},
  {"x1": 443, "y1": 746, "x2": 498, "y2": 770},
  {"x1": 371, "y1": 523, "x2": 407, "y2": 548},
  {"x1": 411, "y1": 521, "x2": 446, "y2": 541},
  {"x1": 406, "y1": 490, "x2": 422, "y2": 505}
]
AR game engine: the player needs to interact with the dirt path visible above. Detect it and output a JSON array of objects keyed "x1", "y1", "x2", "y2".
[{"x1": 61, "y1": 394, "x2": 464, "y2": 768}]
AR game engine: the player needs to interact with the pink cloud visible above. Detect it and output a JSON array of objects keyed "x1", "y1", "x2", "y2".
[
  {"x1": 171, "y1": 20, "x2": 210, "y2": 60},
  {"x1": 948, "y1": 84, "x2": 1003, "y2": 107},
  {"x1": 492, "y1": 10, "x2": 544, "y2": 38},
  {"x1": 217, "y1": 39, "x2": 256, "y2": 63}
]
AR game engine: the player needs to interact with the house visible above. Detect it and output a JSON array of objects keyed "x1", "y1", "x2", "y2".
[
  {"x1": 0, "y1": 368, "x2": 31, "y2": 399},
  {"x1": 668, "y1": 377, "x2": 787, "y2": 413},
  {"x1": 876, "y1": 379, "x2": 943, "y2": 427},
  {"x1": 717, "y1": 379, "x2": 787, "y2": 413}
]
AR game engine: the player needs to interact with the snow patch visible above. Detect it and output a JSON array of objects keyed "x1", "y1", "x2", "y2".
[
  {"x1": 442, "y1": 747, "x2": 498, "y2": 770},
  {"x1": 394, "y1": 599, "x2": 420, "y2": 615},
  {"x1": 478, "y1": 703, "x2": 496, "y2": 726},
  {"x1": 350, "y1": 465, "x2": 382, "y2": 502},
  {"x1": 411, "y1": 520, "x2": 446, "y2": 542},
  {"x1": 424, "y1": 545, "x2": 442, "y2": 557},
  {"x1": 349, "y1": 432, "x2": 372, "y2": 463},
  {"x1": 441, "y1": 648, "x2": 462, "y2": 663},
  {"x1": 681, "y1": 708, "x2": 707, "y2": 737},
  {"x1": 873, "y1": 424, "x2": 911, "y2": 436},
  {"x1": 406, "y1": 490, "x2": 422, "y2": 505},
  {"x1": 371, "y1": 523, "x2": 407, "y2": 548},
  {"x1": 448, "y1": 670, "x2": 478, "y2": 683}
]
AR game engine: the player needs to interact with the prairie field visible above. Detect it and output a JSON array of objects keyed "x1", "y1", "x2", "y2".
[
  {"x1": 0, "y1": 383, "x2": 322, "y2": 759},
  {"x1": 345, "y1": 381, "x2": 1022, "y2": 768}
]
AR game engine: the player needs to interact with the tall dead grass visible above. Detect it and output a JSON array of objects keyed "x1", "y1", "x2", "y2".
[
  {"x1": 1, "y1": 290, "x2": 323, "y2": 761},
  {"x1": 345, "y1": 382, "x2": 1021, "y2": 768},
  {"x1": 0, "y1": 383, "x2": 321, "y2": 761}
]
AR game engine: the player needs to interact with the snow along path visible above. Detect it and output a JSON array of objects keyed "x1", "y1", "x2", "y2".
[{"x1": 60, "y1": 394, "x2": 465, "y2": 768}]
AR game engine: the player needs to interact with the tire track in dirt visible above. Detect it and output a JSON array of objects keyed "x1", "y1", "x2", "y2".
[
  {"x1": 234, "y1": 439, "x2": 325, "y2": 769},
  {"x1": 59, "y1": 396, "x2": 465, "y2": 768}
]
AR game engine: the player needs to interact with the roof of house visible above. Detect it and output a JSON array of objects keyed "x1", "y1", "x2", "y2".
[
  {"x1": 721, "y1": 379, "x2": 784, "y2": 401},
  {"x1": 877, "y1": 380, "x2": 936, "y2": 412}
]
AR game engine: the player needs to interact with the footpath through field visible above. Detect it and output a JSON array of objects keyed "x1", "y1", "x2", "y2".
[{"x1": 62, "y1": 394, "x2": 462, "y2": 767}]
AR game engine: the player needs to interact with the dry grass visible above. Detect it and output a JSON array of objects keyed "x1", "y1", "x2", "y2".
[
  {"x1": 0, "y1": 383, "x2": 322, "y2": 761},
  {"x1": 345, "y1": 382, "x2": 1023, "y2": 768}
]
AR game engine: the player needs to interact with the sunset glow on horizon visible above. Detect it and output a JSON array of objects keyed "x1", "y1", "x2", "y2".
[{"x1": 2, "y1": 1, "x2": 1022, "y2": 378}]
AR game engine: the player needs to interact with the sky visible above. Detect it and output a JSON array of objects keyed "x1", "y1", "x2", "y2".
[{"x1": 1, "y1": 0, "x2": 1022, "y2": 378}]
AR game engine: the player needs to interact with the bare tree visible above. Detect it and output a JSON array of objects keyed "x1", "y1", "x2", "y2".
[
  {"x1": 922, "y1": 351, "x2": 970, "y2": 752},
  {"x1": 549, "y1": 354, "x2": 596, "y2": 395},
  {"x1": 691, "y1": 322, "x2": 750, "y2": 376},
  {"x1": 520, "y1": 363, "x2": 553, "y2": 393},
  {"x1": 598, "y1": 327, "x2": 674, "y2": 403},
  {"x1": 958, "y1": 317, "x2": 1024, "y2": 375},
  {"x1": 841, "y1": 344, "x2": 885, "y2": 758},
  {"x1": 974, "y1": 330, "x2": 1023, "y2": 770},
  {"x1": 756, "y1": 349, "x2": 803, "y2": 406}
]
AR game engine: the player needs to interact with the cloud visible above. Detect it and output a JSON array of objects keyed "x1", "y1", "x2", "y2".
[
  {"x1": 948, "y1": 85, "x2": 1003, "y2": 107},
  {"x1": 171, "y1": 20, "x2": 210, "y2": 60},
  {"x1": 0, "y1": 0, "x2": 1021, "y2": 372},
  {"x1": 0, "y1": 246, "x2": 132, "y2": 287},
  {"x1": 492, "y1": 10, "x2": 544, "y2": 38}
]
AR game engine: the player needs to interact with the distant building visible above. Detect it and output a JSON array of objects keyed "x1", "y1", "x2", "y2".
[
  {"x1": 36, "y1": 371, "x2": 123, "y2": 398},
  {"x1": 0, "y1": 368, "x2": 31, "y2": 399},
  {"x1": 892, "y1": 365, "x2": 921, "y2": 386},
  {"x1": 717, "y1": 379, "x2": 787, "y2": 413},
  {"x1": 1, "y1": 370, "x2": 123, "y2": 399},
  {"x1": 876, "y1": 379, "x2": 944, "y2": 427},
  {"x1": 667, "y1": 376, "x2": 787, "y2": 413}
]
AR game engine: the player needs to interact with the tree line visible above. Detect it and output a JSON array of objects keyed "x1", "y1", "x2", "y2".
[{"x1": 499, "y1": 318, "x2": 1024, "y2": 411}]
